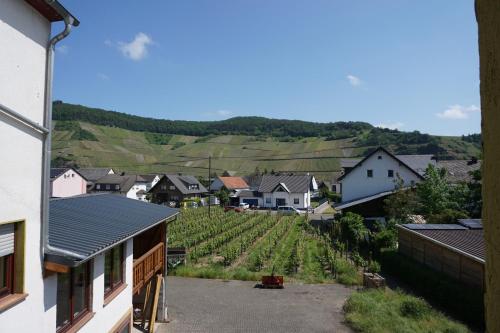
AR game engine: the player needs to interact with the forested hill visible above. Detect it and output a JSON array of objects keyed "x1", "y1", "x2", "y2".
[{"x1": 52, "y1": 101, "x2": 372, "y2": 139}]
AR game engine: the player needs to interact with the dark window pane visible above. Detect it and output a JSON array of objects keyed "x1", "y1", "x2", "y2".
[
  {"x1": 56, "y1": 273, "x2": 71, "y2": 329},
  {"x1": 73, "y1": 264, "x2": 88, "y2": 319},
  {"x1": 104, "y1": 250, "x2": 113, "y2": 291},
  {"x1": 0, "y1": 256, "x2": 6, "y2": 289},
  {"x1": 112, "y1": 247, "x2": 123, "y2": 286}
]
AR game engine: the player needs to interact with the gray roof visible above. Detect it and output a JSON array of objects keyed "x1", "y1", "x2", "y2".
[
  {"x1": 400, "y1": 223, "x2": 485, "y2": 262},
  {"x1": 258, "y1": 174, "x2": 312, "y2": 193},
  {"x1": 334, "y1": 190, "x2": 395, "y2": 210},
  {"x1": 93, "y1": 174, "x2": 137, "y2": 193},
  {"x1": 437, "y1": 160, "x2": 481, "y2": 183},
  {"x1": 139, "y1": 174, "x2": 158, "y2": 183},
  {"x1": 341, "y1": 153, "x2": 435, "y2": 176},
  {"x1": 50, "y1": 168, "x2": 69, "y2": 179},
  {"x1": 151, "y1": 174, "x2": 208, "y2": 195},
  {"x1": 236, "y1": 190, "x2": 262, "y2": 198},
  {"x1": 397, "y1": 155, "x2": 436, "y2": 175},
  {"x1": 78, "y1": 168, "x2": 114, "y2": 182},
  {"x1": 47, "y1": 194, "x2": 178, "y2": 266}
]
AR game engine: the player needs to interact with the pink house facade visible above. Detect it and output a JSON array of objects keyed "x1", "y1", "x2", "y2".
[{"x1": 50, "y1": 168, "x2": 87, "y2": 198}]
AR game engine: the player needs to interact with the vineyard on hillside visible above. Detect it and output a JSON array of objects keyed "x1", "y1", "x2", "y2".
[{"x1": 168, "y1": 207, "x2": 360, "y2": 285}]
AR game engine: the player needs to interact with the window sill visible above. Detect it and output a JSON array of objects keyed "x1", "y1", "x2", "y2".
[
  {"x1": 104, "y1": 283, "x2": 127, "y2": 306},
  {"x1": 0, "y1": 293, "x2": 28, "y2": 313},
  {"x1": 59, "y1": 311, "x2": 95, "y2": 333}
]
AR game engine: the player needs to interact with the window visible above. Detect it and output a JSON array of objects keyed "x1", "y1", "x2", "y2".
[
  {"x1": 332, "y1": 185, "x2": 337, "y2": 193},
  {"x1": 115, "y1": 185, "x2": 120, "y2": 190},
  {"x1": 367, "y1": 170, "x2": 373, "y2": 177},
  {"x1": 106, "y1": 184, "x2": 111, "y2": 190},
  {"x1": 161, "y1": 185, "x2": 167, "y2": 191},
  {"x1": 96, "y1": 184, "x2": 101, "y2": 190},
  {"x1": 378, "y1": 155, "x2": 382, "y2": 160},
  {"x1": 104, "y1": 245, "x2": 124, "y2": 298},
  {"x1": 169, "y1": 185, "x2": 175, "y2": 190},
  {"x1": 293, "y1": 198, "x2": 299, "y2": 205},
  {"x1": 56, "y1": 262, "x2": 91, "y2": 332},
  {"x1": 265, "y1": 197, "x2": 271, "y2": 204},
  {"x1": 388, "y1": 170, "x2": 394, "y2": 178},
  {"x1": 0, "y1": 223, "x2": 15, "y2": 300}
]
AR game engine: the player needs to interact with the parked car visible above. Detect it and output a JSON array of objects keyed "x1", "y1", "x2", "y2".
[
  {"x1": 277, "y1": 206, "x2": 301, "y2": 215},
  {"x1": 239, "y1": 202, "x2": 250, "y2": 210}
]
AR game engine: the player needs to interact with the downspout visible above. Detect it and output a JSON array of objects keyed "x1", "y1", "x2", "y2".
[{"x1": 41, "y1": 3, "x2": 84, "y2": 259}]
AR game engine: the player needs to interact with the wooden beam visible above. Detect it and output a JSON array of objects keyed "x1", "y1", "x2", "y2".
[{"x1": 44, "y1": 261, "x2": 70, "y2": 273}]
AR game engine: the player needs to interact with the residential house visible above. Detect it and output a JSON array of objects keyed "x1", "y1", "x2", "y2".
[
  {"x1": 78, "y1": 167, "x2": 115, "y2": 189},
  {"x1": 140, "y1": 174, "x2": 161, "y2": 192},
  {"x1": 210, "y1": 176, "x2": 250, "y2": 192},
  {"x1": 0, "y1": 0, "x2": 80, "y2": 331},
  {"x1": 91, "y1": 174, "x2": 156, "y2": 201},
  {"x1": 50, "y1": 167, "x2": 87, "y2": 197},
  {"x1": 397, "y1": 219, "x2": 485, "y2": 290},
  {"x1": 149, "y1": 174, "x2": 208, "y2": 206},
  {"x1": 334, "y1": 147, "x2": 435, "y2": 216},
  {"x1": 257, "y1": 174, "x2": 317, "y2": 209}
]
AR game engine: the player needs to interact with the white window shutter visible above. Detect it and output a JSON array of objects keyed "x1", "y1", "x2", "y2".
[{"x1": 0, "y1": 223, "x2": 14, "y2": 257}]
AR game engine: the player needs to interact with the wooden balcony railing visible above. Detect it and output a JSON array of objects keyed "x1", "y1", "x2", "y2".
[{"x1": 133, "y1": 242, "x2": 164, "y2": 295}]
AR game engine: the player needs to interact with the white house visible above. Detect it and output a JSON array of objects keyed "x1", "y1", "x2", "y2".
[
  {"x1": 257, "y1": 174, "x2": 317, "y2": 209},
  {"x1": 92, "y1": 174, "x2": 157, "y2": 201},
  {"x1": 50, "y1": 167, "x2": 87, "y2": 197},
  {"x1": 338, "y1": 147, "x2": 434, "y2": 203},
  {"x1": 0, "y1": 0, "x2": 79, "y2": 331}
]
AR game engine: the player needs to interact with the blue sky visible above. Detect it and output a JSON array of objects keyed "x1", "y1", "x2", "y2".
[{"x1": 53, "y1": 1, "x2": 480, "y2": 136}]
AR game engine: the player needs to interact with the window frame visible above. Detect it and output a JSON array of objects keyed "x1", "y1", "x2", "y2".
[
  {"x1": 56, "y1": 262, "x2": 92, "y2": 333},
  {"x1": 388, "y1": 170, "x2": 394, "y2": 178},
  {"x1": 104, "y1": 244, "x2": 124, "y2": 299},
  {"x1": 293, "y1": 198, "x2": 300, "y2": 205},
  {"x1": 0, "y1": 253, "x2": 15, "y2": 299},
  {"x1": 367, "y1": 169, "x2": 373, "y2": 178}
]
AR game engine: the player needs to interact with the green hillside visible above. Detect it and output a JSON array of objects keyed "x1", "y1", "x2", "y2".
[{"x1": 51, "y1": 102, "x2": 481, "y2": 180}]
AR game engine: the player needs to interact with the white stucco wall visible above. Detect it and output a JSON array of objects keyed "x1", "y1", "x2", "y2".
[
  {"x1": 340, "y1": 150, "x2": 422, "y2": 202},
  {"x1": 42, "y1": 239, "x2": 134, "y2": 332},
  {"x1": 127, "y1": 182, "x2": 147, "y2": 200},
  {"x1": 0, "y1": 0, "x2": 51, "y2": 331},
  {"x1": 51, "y1": 169, "x2": 87, "y2": 198},
  {"x1": 262, "y1": 191, "x2": 310, "y2": 209}
]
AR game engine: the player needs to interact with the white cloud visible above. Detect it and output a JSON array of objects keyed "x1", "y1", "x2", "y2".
[
  {"x1": 436, "y1": 105, "x2": 480, "y2": 120},
  {"x1": 56, "y1": 45, "x2": 68, "y2": 54},
  {"x1": 376, "y1": 122, "x2": 404, "y2": 130},
  {"x1": 117, "y1": 33, "x2": 153, "y2": 61},
  {"x1": 97, "y1": 73, "x2": 110, "y2": 80},
  {"x1": 347, "y1": 74, "x2": 362, "y2": 87},
  {"x1": 216, "y1": 110, "x2": 232, "y2": 116}
]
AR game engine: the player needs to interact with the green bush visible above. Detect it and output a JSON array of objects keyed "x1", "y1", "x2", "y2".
[
  {"x1": 379, "y1": 250, "x2": 484, "y2": 329},
  {"x1": 145, "y1": 132, "x2": 172, "y2": 145},
  {"x1": 171, "y1": 141, "x2": 186, "y2": 150},
  {"x1": 426, "y1": 209, "x2": 469, "y2": 224},
  {"x1": 400, "y1": 298, "x2": 431, "y2": 319},
  {"x1": 367, "y1": 260, "x2": 381, "y2": 274}
]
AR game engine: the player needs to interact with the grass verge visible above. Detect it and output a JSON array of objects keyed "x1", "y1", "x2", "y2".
[{"x1": 344, "y1": 289, "x2": 469, "y2": 333}]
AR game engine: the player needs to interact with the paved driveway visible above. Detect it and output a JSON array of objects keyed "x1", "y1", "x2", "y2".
[{"x1": 162, "y1": 277, "x2": 353, "y2": 333}]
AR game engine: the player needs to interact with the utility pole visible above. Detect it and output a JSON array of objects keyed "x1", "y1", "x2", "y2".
[{"x1": 208, "y1": 155, "x2": 211, "y2": 218}]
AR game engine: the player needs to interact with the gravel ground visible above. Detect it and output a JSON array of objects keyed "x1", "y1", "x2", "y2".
[{"x1": 160, "y1": 276, "x2": 353, "y2": 333}]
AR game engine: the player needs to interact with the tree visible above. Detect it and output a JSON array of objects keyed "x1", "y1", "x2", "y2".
[
  {"x1": 465, "y1": 169, "x2": 482, "y2": 217},
  {"x1": 416, "y1": 165, "x2": 452, "y2": 215},
  {"x1": 384, "y1": 175, "x2": 419, "y2": 221},
  {"x1": 339, "y1": 212, "x2": 369, "y2": 250},
  {"x1": 216, "y1": 188, "x2": 230, "y2": 206}
]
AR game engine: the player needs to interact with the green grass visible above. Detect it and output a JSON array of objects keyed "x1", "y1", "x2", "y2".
[
  {"x1": 344, "y1": 289, "x2": 469, "y2": 333},
  {"x1": 170, "y1": 264, "x2": 262, "y2": 281}
]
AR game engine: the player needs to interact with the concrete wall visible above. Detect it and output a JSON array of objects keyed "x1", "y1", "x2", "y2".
[
  {"x1": 0, "y1": 0, "x2": 50, "y2": 331},
  {"x1": 476, "y1": 0, "x2": 500, "y2": 330},
  {"x1": 340, "y1": 149, "x2": 422, "y2": 202},
  {"x1": 51, "y1": 169, "x2": 87, "y2": 198}
]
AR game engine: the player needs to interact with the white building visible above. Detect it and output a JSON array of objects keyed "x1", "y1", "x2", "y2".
[
  {"x1": 0, "y1": 2, "x2": 178, "y2": 332},
  {"x1": 338, "y1": 147, "x2": 434, "y2": 203},
  {"x1": 50, "y1": 167, "x2": 87, "y2": 198},
  {"x1": 92, "y1": 174, "x2": 158, "y2": 201},
  {"x1": 257, "y1": 174, "x2": 317, "y2": 209}
]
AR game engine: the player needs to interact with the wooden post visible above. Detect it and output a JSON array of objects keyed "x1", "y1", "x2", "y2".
[
  {"x1": 148, "y1": 274, "x2": 163, "y2": 333},
  {"x1": 476, "y1": 1, "x2": 500, "y2": 330}
]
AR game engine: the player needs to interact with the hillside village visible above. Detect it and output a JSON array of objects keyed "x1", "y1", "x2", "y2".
[{"x1": 0, "y1": 1, "x2": 498, "y2": 333}]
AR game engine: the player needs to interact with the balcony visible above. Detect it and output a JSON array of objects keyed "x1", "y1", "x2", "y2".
[{"x1": 133, "y1": 242, "x2": 164, "y2": 295}]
